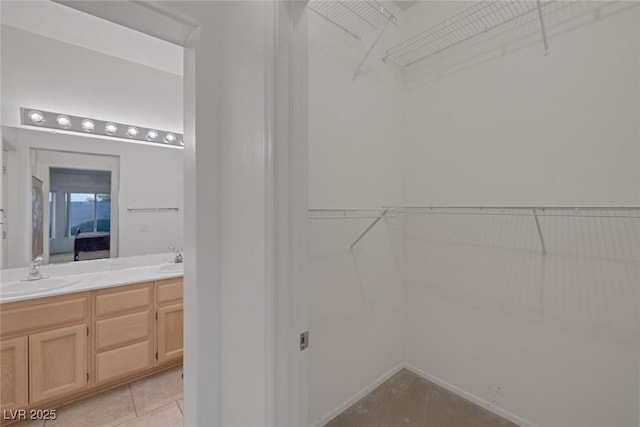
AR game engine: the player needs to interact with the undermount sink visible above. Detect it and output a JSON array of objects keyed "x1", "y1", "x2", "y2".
[
  {"x1": 156, "y1": 263, "x2": 184, "y2": 273},
  {"x1": 1, "y1": 278, "x2": 81, "y2": 297}
]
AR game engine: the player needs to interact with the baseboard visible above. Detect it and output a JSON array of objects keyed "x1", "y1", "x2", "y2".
[
  {"x1": 308, "y1": 363, "x2": 404, "y2": 427},
  {"x1": 403, "y1": 364, "x2": 539, "y2": 427}
]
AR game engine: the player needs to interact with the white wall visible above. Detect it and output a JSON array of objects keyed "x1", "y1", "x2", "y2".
[
  {"x1": 401, "y1": 2, "x2": 640, "y2": 427},
  {"x1": 307, "y1": 5, "x2": 406, "y2": 425},
  {"x1": 401, "y1": 1, "x2": 639, "y2": 206},
  {"x1": 0, "y1": 0, "x2": 183, "y2": 76},
  {"x1": 308, "y1": 11, "x2": 404, "y2": 208},
  {"x1": 0, "y1": 24, "x2": 182, "y2": 132},
  {"x1": 3, "y1": 127, "x2": 183, "y2": 268}
]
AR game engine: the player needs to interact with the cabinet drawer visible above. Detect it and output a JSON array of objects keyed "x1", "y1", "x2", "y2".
[
  {"x1": 96, "y1": 340, "x2": 152, "y2": 384},
  {"x1": 1, "y1": 294, "x2": 89, "y2": 337},
  {"x1": 95, "y1": 284, "x2": 152, "y2": 317},
  {"x1": 156, "y1": 278, "x2": 183, "y2": 305},
  {"x1": 96, "y1": 310, "x2": 151, "y2": 351}
]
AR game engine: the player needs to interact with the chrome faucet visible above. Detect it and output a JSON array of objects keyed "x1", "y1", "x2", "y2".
[
  {"x1": 22, "y1": 255, "x2": 49, "y2": 281},
  {"x1": 169, "y1": 246, "x2": 183, "y2": 264}
]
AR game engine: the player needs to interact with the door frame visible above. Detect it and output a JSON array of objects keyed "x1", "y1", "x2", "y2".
[
  {"x1": 56, "y1": 2, "x2": 309, "y2": 426},
  {"x1": 34, "y1": 149, "x2": 120, "y2": 264}
]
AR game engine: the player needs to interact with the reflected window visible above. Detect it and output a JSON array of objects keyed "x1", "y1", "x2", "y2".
[
  {"x1": 66, "y1": 192, "x2": 111, "y2": 236},
  {"x1": 49, "y1": 191, "x2": 55, "y2": 239},
  {"x1": 96, "y1": 193, "x2": 111, "y2": 232}
]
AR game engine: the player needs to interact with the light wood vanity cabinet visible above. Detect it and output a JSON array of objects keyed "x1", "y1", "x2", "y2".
[
  {"x1": 0, "y1": 276, "x2": 183, "y2": 422},
  {"x1": 1, "y1": 292, "x2": 91, "y2": 407}
]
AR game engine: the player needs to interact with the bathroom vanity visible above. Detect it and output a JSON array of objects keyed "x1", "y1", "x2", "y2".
[{"x1": 0, "y1": 258, "x2": 183, "y2": 425}]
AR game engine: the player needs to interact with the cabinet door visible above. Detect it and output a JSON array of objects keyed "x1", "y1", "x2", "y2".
[
  {"x1": 157, "y1": 303, "x2": 183, "y2": 364},
  {"x1": 1, "y1": 336, "x2": 28, "y2": 411},
  {"x1": 29, "y1": 324, "x2": 87, "y2": 404}
]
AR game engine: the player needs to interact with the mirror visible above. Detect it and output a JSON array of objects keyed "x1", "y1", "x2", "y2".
[
  {"x1": 1, "y1": 2, "x2": 184, "y2": 269},
  {"x1": 2, "y1": 130, "x2": 183, "y2": 269}
]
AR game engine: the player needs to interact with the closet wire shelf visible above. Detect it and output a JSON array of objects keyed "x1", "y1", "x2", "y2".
[
  {"x1": 308, "y1": 0, "x2": 397, "y2": 40},
  {"x1": 394, "y1": 206, "x2": 640, "y2": 219},
  {"x1": 384, "y1": 0, "x2": 553, "y2": 67},
  {"x1": 309, "y1": 206, "x2": 640, "y2": 254},
  {"x1": 127, "y1": 207, "x2": 180, "y2": 213}
]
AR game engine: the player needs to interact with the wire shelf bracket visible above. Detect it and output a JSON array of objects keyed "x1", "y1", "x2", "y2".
[
  {"x1": 308, "y1": 208, "x2": 394, "y2": 251},
  {"x1": 350, "y1": 209, "x2": 390, "y2": 252},
  {"x1": 535, "y1": 0, "x2": 550, "y2": 55},
  {"x1": 383, "y1": 0, "x2": 553, "y2": 67},
  {"x1": 353, "y1": 19, "x2": 391, "y2": 80},
  {"x1": 308, "y1": 0, "x2": 397, "y2": 80},
  {"x1": 532, "y1": 208, "x2": 547, "y2": 255}
]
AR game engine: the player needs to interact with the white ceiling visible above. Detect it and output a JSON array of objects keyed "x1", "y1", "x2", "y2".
[
  {"x1": 0, "y1": 0, "x2": 183, "y2": 76},
  {"x1": 393, "y1": 1, "x2": 420, "y2": 11}
]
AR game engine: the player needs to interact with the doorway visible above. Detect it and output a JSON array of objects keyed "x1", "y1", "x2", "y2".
[
  {"x1": 34, "y1": 150, "x2": 120, "y2": 265},
  {"x1": 46, "y1": 2, "x2": 309, "y2": 426},
  {"x1": 48, "y1": 168, "x2": 112, "y2": 263}
]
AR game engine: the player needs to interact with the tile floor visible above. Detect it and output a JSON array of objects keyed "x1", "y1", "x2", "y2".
[
  {"x1": 325, "y1": 368, "x2": 519, "y2": 427},
  {"x1": 16, "y1": 366, "x2": 183, "y2": 427},
  {"x1": 15, "y1": 366, "x2": 517, "y2": 427}
]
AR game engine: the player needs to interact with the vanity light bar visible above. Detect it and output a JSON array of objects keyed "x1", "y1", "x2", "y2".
[{"x1": 20, "y1": 108, "x2": 184, "y2": 147}]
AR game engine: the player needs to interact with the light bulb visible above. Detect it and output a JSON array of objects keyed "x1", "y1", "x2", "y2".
[
  {"x1": 164, "y1": 133, "x2": 176, "y2": 143},
  {"x1": 81, "y1": 119, "x2": 95, "y2": 132},
  {"x1": 127, "y1": 126, "x2": 139, "y2": 138},
  {"x1": 28, "y1": 110, "x2": 45, "y2": 125},
  {"x1": 56, "y1": 115, "x2": 72, "y2": 129},
  {"x1": 146, "y1": 130, "x2": 158, "y2": 140},
  {"x1": 105, "y1": 122, "x2": 118, "y2": 135}
]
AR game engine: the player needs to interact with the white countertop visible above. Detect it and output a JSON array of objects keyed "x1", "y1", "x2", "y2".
[{"x1": 0, "y1": 253, "x2": 184, "y2": 303}]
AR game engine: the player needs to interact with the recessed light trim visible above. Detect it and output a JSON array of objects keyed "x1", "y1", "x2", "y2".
[
  {"x1": 81, "y1": 119, "x2": 95, "y2": 132},
  {"x1": 147, "y1": 130, "x2": 159, "y2": 140},
  {"x1": 127, "y1": 126, "x2": 139, "y2": 138},
  {"x1": 56, "y1": 115, "x2": 72, "y2": 129},
  {"x1": 19, "y1": 108, "x2": 183, "y2": 148},
  {"x1": 164, "y1": 133, "x2": 176, "y2": 143},
  {"x1": 105, "y1": 122, "x2": 118, "y2": 135},
  {"x1": 28, "y1": 110, "x2": 45, "y2": 125}
]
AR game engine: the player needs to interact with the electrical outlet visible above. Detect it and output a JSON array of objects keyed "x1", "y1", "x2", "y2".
[{"x1": 300, "y1": 331, "x2": 309, "y2": 351}]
